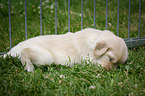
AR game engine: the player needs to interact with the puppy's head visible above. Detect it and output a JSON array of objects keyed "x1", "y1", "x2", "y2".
[{"x1": 93, "y1": 31, "x2": 128, "y2": 70}]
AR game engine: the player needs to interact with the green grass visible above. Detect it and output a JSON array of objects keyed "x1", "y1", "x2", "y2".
[
  {"x1": 0, "y1": 0, "x2": 145, "y2": 95},
  {"x1": 0, "y1": 47, "x2": 145, "y2": 96}
]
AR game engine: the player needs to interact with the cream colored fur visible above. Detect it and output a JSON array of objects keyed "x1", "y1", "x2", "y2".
[{"x1": 4, "y1": 28, "x2": 128, "y2": 72}]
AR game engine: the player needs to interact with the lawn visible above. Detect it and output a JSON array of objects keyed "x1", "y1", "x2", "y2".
[{"x1": 0, "y1": 0, "x2": 145, "y2": 95}]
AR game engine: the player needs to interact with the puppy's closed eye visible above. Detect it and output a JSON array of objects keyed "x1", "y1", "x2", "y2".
[{"x1": 109, "y1": 57, "x2": 113, "y2": 62}]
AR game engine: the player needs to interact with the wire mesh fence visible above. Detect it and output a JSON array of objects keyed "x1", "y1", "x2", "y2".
[{"x1": 0, "y1": 0, "x2": 145, "y2": 54}]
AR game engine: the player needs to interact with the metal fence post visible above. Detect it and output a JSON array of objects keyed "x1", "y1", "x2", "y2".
[
  {"x1": 55, "y1": 0, "x2": 57, "y2": 34},
  {"x1": 94, "y1": 0, "x2": 96, "y2": 29},
  {"x1": 81, "y1": 0, "x2": 83, "y2": 30},
  {"x1": 40, "y1": 0, "x2": 42, "y2": 35},
  {"x1": 106, "y1": 0, "x2": 108, "y2": 30},
  {"x1": 68, "y1": 0, "x2": 70, "y2": 32},
  {"x1": 25, "y1": 0, "x2": 27, "y2": 39},
  {"x1": 9, "y1": 0, "x2": 12, "y2": 49},
  {"x1": 138, "y1": 0, "x2": 141, "y2": 37},
  {"x1": 117, "y1": 0, "x2": 119, "y2": 36},
  {"x1": 128, "y1": 0, "x2": 130, "y2": 38}
]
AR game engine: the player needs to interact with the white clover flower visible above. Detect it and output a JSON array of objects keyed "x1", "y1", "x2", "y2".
[
  {"x1": 87, "y1": 61, "x2": 89, "y2": 64},
  {"x1": 12, "y1": 6, "x2": 14, "y2": 9},
  {"x1": 11, "y1": 11, "x2": 14, "y2": 14},
  {"x1": 96, "y1": 74, "x2": 101, "y2": 78},
  {"x1": 50, "y1": 5, "x2": 54, "y2": 9},
  {"x1": 44, "y1": 75, "x2": 49, "y2": 79},
  {"x1": 20, "y1": 14, "x2": 23, "y2": 17},
  {"x1": 42, "y1": 2, "x2": 45, "y2": 6},
  {"x1": 50, "y1": 10, "x2": 54, "y2": 13},
  {"x1": 32, "y1": 5, "x2": 35, "y2": 8},
  {"x1": 33, "y1": 9, "x2": 36, "y2": 12},
  {"x1": 60, "y1": 75, "x2": 65, "y2": 78},
  {"x1": 98, "y1": 64, "x2": 101, "y2": 67},
  {"x1": 1, "y1": 3, "x2": 3, "y2": 9},
  {"x1": 59, "y1": 80, "x2": 62, "y2": 84},
  {"x1": 135, "y1": 84, "x2": 137, "y2": 87},
  {"x1": 89, "y1": 86, "x2": 96, "y2": 89},
  {"x1": 108, "y1": 23, "x2": 112, "y2": 26},
  {"x1": 118, "y1": 82, "x2": 123, "y2": 85},
  {"x1": 20, "y1": 2, "x2": 23, "y2": 4},
  {"x1": 45, "y1": 6, "x2": 49, "y2": 8},
  {"x1": 38, "y1": 6, "x2": 40, "y2": 9},
  {"x1": 129, "y1": 92, "x2": 133, "y2": 96},
  {"x1": 45, "y1": 0, "x2": 49, "y2": 3}
]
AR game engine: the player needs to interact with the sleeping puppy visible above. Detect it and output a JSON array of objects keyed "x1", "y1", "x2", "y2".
[{"x1": 4, "y1": 28, "x2": 128, "y2": 72}]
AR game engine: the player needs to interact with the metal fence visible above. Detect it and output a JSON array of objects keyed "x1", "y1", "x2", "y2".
[{"x1": 1, "y1": 0, "x2": 145, "y2": 54}]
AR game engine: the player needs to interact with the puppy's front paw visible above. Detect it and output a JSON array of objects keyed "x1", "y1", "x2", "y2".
[{"x1": 24, "y1": 64, "x2": 34, "y2": 72}]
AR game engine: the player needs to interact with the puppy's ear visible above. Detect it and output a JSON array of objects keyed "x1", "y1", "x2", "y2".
[{"x1": 94, "y1": 41, "x2": 110, "y2": 58}]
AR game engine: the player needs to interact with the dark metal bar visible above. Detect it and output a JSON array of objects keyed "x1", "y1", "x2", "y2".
[
  {"x1": 94, "y1": 0, "x2": 96, "y2": 29},
  {"x1": 25, "y1": 0, "x2": 27, "y2": 39},
  {"x1": 128, "y1": 0, "x2": 130, "y2": 38},
  {"x1": 106, "y1": 0, "x2": 108, "y2": 30},
  {"x1": 124, "y1": 37, "x2": 145, "y2": 48},
  {"x1": 0, "y1": 52, "x2": 6, "y2": 55},
  {"x1": 81, "y1": 0, "x2": 83, "y2": 29},
  {"x1": 40, "y1": 0, "x2": 42, "y2": 35},
  {"x1": 117, "y1": 0, "x2": 119, "y2": 36},
  {"x1": 68, "y1": 0, "x2": 70, "y2": 32},
  {"x1": 55, "y1": 0, "x2": 57, "y2": 34},
  {"x1": 9, "y1": 0, "x2": 12, "y2": 49},
  {"x1": 138, "y1": 0, "x2": 141, "y2": 37}
]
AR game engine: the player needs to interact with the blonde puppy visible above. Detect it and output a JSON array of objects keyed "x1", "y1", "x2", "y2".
[{"x1": 4, "y1": 28, "x2": 128, "y2": 72}]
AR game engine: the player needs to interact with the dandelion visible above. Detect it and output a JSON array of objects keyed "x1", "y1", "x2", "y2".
[
  {"x1": 60, "y1": 75, "x2": 65, "y2": 78},
  {"x1": 89, "y1": 86, "x2": 96, "y2": 89}
]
